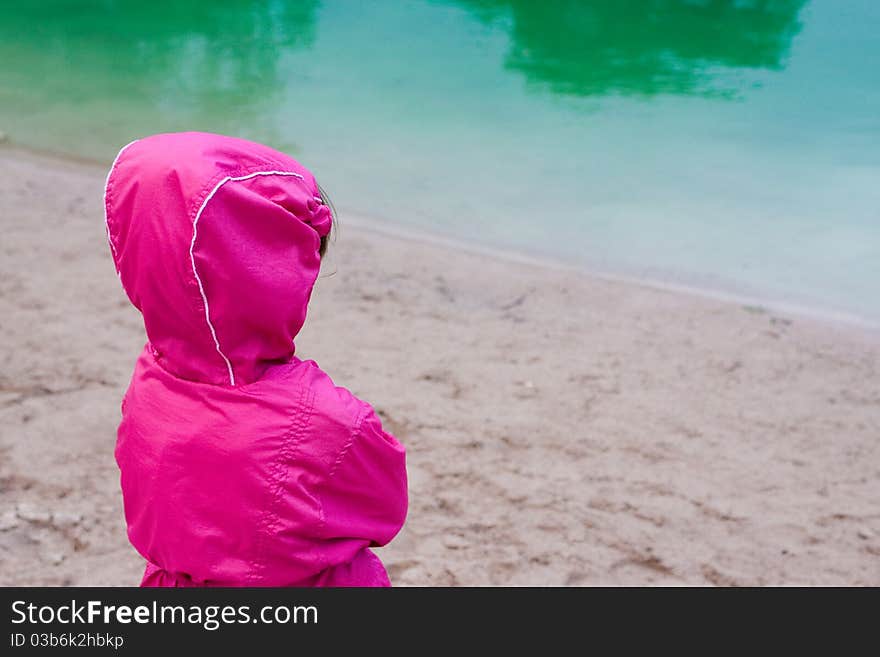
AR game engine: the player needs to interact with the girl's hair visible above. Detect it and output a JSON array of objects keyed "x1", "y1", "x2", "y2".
[{"x1": 317, "y1": 183, "x2": 336, "y2": 259}]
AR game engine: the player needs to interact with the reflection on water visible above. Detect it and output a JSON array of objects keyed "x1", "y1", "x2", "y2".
[
  {"x1": 0, "y1": 0, "x2": 809, "y2": 140},
  {"x1": 0, "y1": 1, "x2": 319, "y2": 146},
  {"x1": 131, "y1": 1, "x2": 319, "y2": 125},
  {"x1": 455, "y1": 0, "x2": 807, "y2": 97}
]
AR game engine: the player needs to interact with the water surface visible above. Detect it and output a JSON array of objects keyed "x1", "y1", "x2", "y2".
[{"x1": 1, "y1": 1, "x2": 878, "y2": 321}]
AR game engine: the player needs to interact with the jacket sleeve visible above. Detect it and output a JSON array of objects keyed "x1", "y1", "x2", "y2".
[{"x1": 317, "y1": 406, "x2": 408, "y2": 547}]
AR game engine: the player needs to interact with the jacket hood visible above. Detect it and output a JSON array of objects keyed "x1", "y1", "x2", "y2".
[{"x1": 105, "y1": 132, "x2": 332, "y2": 386}]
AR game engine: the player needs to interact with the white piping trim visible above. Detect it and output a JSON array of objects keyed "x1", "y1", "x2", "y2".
[
  {"x1": 190, "y1": 170, "x2": 305, "y2": 386},
  {"x1": 103, "y1": 140, "x2": 139, "y2": 266}
]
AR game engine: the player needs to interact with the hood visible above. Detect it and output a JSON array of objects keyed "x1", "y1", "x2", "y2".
[{"x1": 105, "y1": 132, "x2": 332, "y2": 386}]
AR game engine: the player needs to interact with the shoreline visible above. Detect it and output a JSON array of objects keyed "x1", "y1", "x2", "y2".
[
  {"x1": 4, "y1": 139, "x2": 878, "y2": 334},
  {"x1": 337, "y1": 210, "x2": 880, "y2": 333}
]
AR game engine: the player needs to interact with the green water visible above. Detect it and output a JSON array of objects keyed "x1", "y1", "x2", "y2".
[{"x1": 2, "y1": 1, "x2": 878, "y2": 322}]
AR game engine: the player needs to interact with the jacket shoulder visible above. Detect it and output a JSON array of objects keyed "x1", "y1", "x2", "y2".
[{"x1": 292, "y1": 359, "x2": 376, "y2": 449}]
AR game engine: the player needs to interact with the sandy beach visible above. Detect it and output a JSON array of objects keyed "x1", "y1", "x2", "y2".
[{"x1": 0, "y1": 145, "x2": 878, "y2": 586}]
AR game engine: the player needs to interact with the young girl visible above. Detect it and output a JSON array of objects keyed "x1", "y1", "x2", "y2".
[{"x1": 104, "y1": 132, "x2": 408, "y2": 586}]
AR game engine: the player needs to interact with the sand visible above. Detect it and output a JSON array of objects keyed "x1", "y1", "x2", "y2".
[{"x1": 0, "y1": 145, "x2": 878, "y2": 586}]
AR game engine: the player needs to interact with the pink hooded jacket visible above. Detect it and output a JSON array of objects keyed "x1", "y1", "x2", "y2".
[{"x1": 105, "y1": 132, "x2": 407, "y2": 586}]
